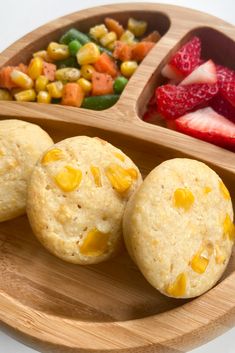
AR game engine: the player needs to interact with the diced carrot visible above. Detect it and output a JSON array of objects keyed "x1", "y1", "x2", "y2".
[
  {"x1": 141, "y1": 31, "x2": 161, "y2": 43},
  {"x1": 61, "y1": 83, "x2": 84, "y2": 107},
  {"x1": 91, "y1": 72, "x2": 113, "y2": 96},
  {"x1": 131, "y1": 42, "x2": 155, "y2": 62},
  {"x1": 104, "y1": 17, "x2": 124, "y2": 38},
  {"x1": 42, "y1": 62, "x2": 56, "y2": 81},
  {"x1": 94, "y1": 52, "x2": 118, "y2": 78},
  {"x1": 0, "y1": 64, "x2": 28, "y2": 89},
  {"x1": 113, "y1": 41, "x2": 132, "y2": 62}
]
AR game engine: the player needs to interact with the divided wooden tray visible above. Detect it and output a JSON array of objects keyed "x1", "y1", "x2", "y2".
[{"x1": 0, "y1": 3, "x2": 234, "y2": 353}]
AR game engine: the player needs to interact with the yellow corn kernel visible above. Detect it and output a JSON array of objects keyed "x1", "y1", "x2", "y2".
[
  {"x1": 90, "y1": 165, "x2": 102, "y2": 187},
  {"x1": 47, "y1": 42, "x2": 70, "y2": 61},
  {"x1": 223, "y1": 213, "x2": 235, "y2": 241},
  {"x1": 79, "y1": 228, "x2": 110, "y2": 256},
  {"x1": 105, "y1": 163, "x2": 133, "y2": 193},
  {"x1": 0, "y1": 89, "x2": 12, "y2": 101},
  {"x1": 204, "y1": 186, "x2": 212, "y2": 194},
  {"x1": 166, "y1": 273, "x2": 187, "y2": 297},
  {"x1": 35, "y1": 75, "x2": 49, "y2": 92},
  {"x1": 10, "y1": 70, "x2": 33, "y2": 89},
  {"x1": 55, "y1": 166, "x2": 82, "y2": 192},
  {"x1": 173, "y1": 188, "x2": 195, "y2": 211},
  {"x1": 120, "y1": 30, "x2": 135, "y2": 44},
  {"x1": 219, "y1": 180, "x2": 230, "y2": 200},
  {"x1": 37, "y1": 91, "x2": 51, "y2": 104},
  {"x1": 126, "y1": 168, "x2": 138, "y2": 180},
  {"x1": 190, "y1": 249, "x2": 209, "y2": 274},
  {"x1": 114, "y1": 152, "x2": 125, "y2": 162},
  {"x1": 76, "y1": 43, "x2": 100, "y2": 66},
  {"x1": 127, "y1": 18, "x2": 147, "y2": 37},
  {"x1": 80, "y1": 64, "x2": 96, "y2": 80},
  {"x1": 215, "y1": 244, "x2": 226, "y2": 265},
  {"x1": 55, "y1": 68, "x2": 80, "y2": 82},
  {"x1": 100, "y1": 31, "x2": 117, "y2": 47},
  {"x1": 28, "y1": 57, "x2": 43, "y2": 80},
  {"x1": 47, "y1": 81, "x2": 63, "y2": 98},
  {"x1": 120, "y1": 61, "x2": 138, "y2": 78},
  {"x1": 89, "y1": 24, "x2": 108, "y2": 40},
  {"x1": 33, "y1": 50, "x2": 53, "y2": 62},
  {"x1": 77, "y1": 78, "x2": 92, "y2": 94},
  {"x1": 41, "y1": 148, "x2": 63, "y2": 165},
  {"x1": 14, "y1": 89, "x2": 36, "y2": 102}
]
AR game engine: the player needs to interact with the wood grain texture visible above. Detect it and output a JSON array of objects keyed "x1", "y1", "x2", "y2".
[{"x1": 0, "y1": 3, "x2": 234, "y2": 353}]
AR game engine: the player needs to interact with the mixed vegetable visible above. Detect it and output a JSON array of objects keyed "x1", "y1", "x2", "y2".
[{"x1": 0, "y1": 17, "x2": 160, "y2": 110}]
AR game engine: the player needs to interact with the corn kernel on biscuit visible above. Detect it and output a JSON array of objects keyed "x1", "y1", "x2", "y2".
[
  {"x1": 0, "y1": 119, "x2": 53, "y2": 222},
  {"x1": 123, "y1": 158, "x2": 234, "y2": 298},
  {"x1": 27, "y1": 136, "x2": 142, "y2": 264}
]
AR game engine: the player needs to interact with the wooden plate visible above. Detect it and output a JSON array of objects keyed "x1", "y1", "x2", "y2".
[{"x1": 0, "y1": 3, "x2": 234, "y2": 353}]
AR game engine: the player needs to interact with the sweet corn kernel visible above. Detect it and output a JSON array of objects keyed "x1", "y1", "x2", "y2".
[
  {"x1": 10, "y1": 70, "x2": 33, "y2": 89},
  {"x1": 204, "y1": 186, "x2": 212, "y2": 194},
  {"x1": 33, "y1": 50, "x2": 53, "y2": 62},
  {"x1": 14, "y1": 89, "x2": 36, "y2": 102},
  {"x1": 77, "y1": 78, "x2": 92, "y2": 94},
  {"x1": 47, "y1": 81, "x2": 63, "y2": 98},
  {"x1": 28, "y1": 57, "x2": 43, "y2": 80},
  {"x1": 90, "y1": 165, "x2": 102, "y2": 187},
  {"x1": 47, "y1": 42, "x2": 70, "y2": 61},
  {"x1": 79, "y1": 228, "x2": 110, "y2": 256},
  {"x1": 76, "y1": 43, "x2": 100, "y2": 65},
  {"x1": 215, "y1": 244, "x2": 226, "y2": 265},
  {"x1": 55, "y1": 68, "x2": 80, "y2": 82},
  {"x1": 80, "y1": 64, "x2": 96, "y2": 80},
  {"x1": 190, "y1": 249, "x2": 209, "y2": 274},
  {"x1": 219, "y1": 180, "x2": 230, "y2": 200},
  {"x1": 105, "y1": 163, "x2": 133, "y2": 193},
  {"x1": 35, "y1": 75, "x2": 49, "y2": 92},
  {"x1": 100, "y1": 31, "x2": 117, "y2": 47},
  {"x1": 120, "y1": 61, "x2": 138, "y2": 78},
  {"x1": 126, "y1": 168, "x2": 138, "y2": 180},
  {"x1": 37, "y1": 91, "x2": 51, "y2": 104},
  {"x1": 41, "y1": 148, "x2": 63, "y2": 164},
  {"x1": 114, "y1": 152, "x2": 125, "y2": 162},
  {"x1": 173, "y1": 188, "x2": 195, "y2": 211},
  {"x1": 223, "y1": 213, "x2": 235, "y2": 241},
  {"x1": 55, "y1": 166, "x2": 82, "y2": 192},
  {"x1": 0, "y1": 89, "x2": 12, "y2": 101},
  {"x1": 120, "y1": 30, "x2": 135, "y2": 44},
  {"x1": 166, "y1": 273, "x2": 187, "y2": 297},
  {"x1": 89, "y1": 24, "x2": 108, "y2": 40},
  {"x1": 128, "y1": 18, "x2": 147, "y2": 37}
]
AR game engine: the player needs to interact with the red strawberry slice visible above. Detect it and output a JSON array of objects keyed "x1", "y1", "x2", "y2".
[
  {"x1": 156, "y1": 83, "x2": 218, "y2": 119},
  {"x1": 180, "y1": 60, "x2": 217, "y2": 86},
  {"x1": 216, "y1": 65, "x2": 235, "y2": 106},
  {"x1": 161, "y1": 63, "x2": 184, "y2": 82},
  {"x1": 210, "y1": 93, "x2": 235, "y2": 122},
  {"x1": 175, "y1": 107, "x2": 235, "y2": 151},
  {"x1": 169, "y1": 36, "x2": 201, "y2": 76}
]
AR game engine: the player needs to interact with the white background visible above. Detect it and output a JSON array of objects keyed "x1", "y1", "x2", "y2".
[{"x1": 0, "y1": 0, "x2": 234, "y2": 352}]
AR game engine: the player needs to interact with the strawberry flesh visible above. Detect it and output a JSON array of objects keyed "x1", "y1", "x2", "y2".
[
  {"x1": 175, "y1": 107, "x2": 235, "y2": 151},
  {"x1": 180, "y1": 60, "x2": 217, "y2": 86},
  {"x1": 210, "y1": 93, "x2": 235, "y2": 122},
  {"x1": 156, "y1": 83, "x2": 218, "y2": 119},
  {"x1": 216, "y1": 65, "x2": 235, "y2": 106},
  {"x1": 169, "y1": 36, "x2": 201, "y2": 76}
]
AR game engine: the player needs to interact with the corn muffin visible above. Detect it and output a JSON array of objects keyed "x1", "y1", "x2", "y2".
[
  {"x1": 123, "y1": 158, "x2": 234, "y2": 298},
  {"x1": 0, "y1": 119, "x2": 53, "y2": 222},
  {"x1": 27, "y1": 136, "x2": 142, "y2": 264}
]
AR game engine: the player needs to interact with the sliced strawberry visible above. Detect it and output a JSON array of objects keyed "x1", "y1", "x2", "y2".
[
  {"x1": 210, "y1": 93, "x2": 235, "y2": 122},
  {"x1": 216, "y1": 65, "x2": 235, "y2": 106},
  {"x1": 156, "y1": 83, "x2": 218, "y2": 119},
  {"x1": 161, "y1": 63, "x2": 184, "y2": 82},
  {"x1": 143, "y1": 108, "x2": 162, "y2": 124},
  {"x1": 169, "y1": 36, "x2": 201, "y2": 76},
  {"x1": 180, "y1": 60, "x2": 217, "y2": 85},
  {"x1": 175, "y1": 107, "x2": 235, "y2": 151}
]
